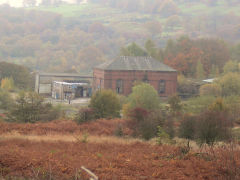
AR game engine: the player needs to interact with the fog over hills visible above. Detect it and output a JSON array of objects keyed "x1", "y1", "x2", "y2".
[{"x1": 0, "y1": 0, "x2": 81, "y2": 7}]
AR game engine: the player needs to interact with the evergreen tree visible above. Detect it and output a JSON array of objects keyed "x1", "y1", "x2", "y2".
[
  {"x1": 120, "y1": 42, "x2": 147, "y2": 56},
  {"x1": 196, "y1": 60, "x2": 205, "y2": 79}
]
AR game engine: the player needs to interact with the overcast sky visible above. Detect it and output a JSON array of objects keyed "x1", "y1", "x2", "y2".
[{"x1": 0, "y1": 0, "x2": 77, "y2": 7}]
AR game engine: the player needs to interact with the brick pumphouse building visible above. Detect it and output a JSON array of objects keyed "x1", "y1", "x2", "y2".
[{"x1": 93, "y1": 56, "x2": 177, "y2": 97}]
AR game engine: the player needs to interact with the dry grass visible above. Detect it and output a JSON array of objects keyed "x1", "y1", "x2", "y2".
[
  {"x1": 0, "y1": 121, "x2": 240, "y2": 179},
  {"x1": 0, "y1": 132, "x2": 143, "y2": 145}
]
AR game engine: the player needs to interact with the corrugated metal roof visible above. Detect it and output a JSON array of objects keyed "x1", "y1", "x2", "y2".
[{"x1": 95, "y1": 56, "x2": 176, "y2": 72}]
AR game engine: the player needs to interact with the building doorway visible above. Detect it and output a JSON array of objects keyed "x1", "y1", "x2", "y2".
[{"x1": 75, "y1": 87, "x2": 84, "y2": 97}]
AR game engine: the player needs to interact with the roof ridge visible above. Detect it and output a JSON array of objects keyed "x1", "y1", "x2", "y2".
[{"x1": 95, "y1": 56, "x2": 176, "y2": 72}]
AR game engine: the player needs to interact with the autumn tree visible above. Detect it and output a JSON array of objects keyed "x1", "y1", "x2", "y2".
[
  {"x1": 223, "y1": 60, "x2": 239, "y2": 74},
  {"x1": 77, "y1": 45, "x2": 107, "y2": 73},
  {"x1": 164, "y1": 38, "x2": 230, "y2": 77},
  {"x1": 0, "y1": 77, "x2": 14, "y2": 91},
  {"x1": 0, "y1": 89, "x2": 13, "y2": 110},
  {"x1": 217, "y1": 73, "x2": 240, "y2": 96},
  {"x1": 0, "y1": 62, "x2": 33, "y2": 90},
  {"x1": 197, "y1": 99, "x2": 232, "y2": 146},
  {"x1": 199, "y1": 83, "x2": 222, "y2": 97},
  {"x1": 124, "y1": 83, "x2": 160, "y2": 140},
  {"x1": 196, "y1": 60, "x2": 205, "y2": 79}
]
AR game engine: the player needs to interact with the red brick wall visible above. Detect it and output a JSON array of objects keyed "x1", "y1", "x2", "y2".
[
  {"x1": 93, "y1": 68, "x2": 177, "y2": 97},
  {"x1": 93, "y1": 69, "x2": 105, "y2": 91}
]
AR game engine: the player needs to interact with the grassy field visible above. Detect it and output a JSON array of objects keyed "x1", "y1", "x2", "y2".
[{"x1": 0, "y1": 119, "x2": 239, "y2": 179}]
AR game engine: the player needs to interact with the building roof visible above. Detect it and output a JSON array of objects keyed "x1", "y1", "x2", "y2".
[
  {"x1": 53, "y1": 81, "x2": 88, "y2": 86},
  {"x1": 95, "y1": 56, "x2": 176, "y2": 72},
  {"x1": 37, "y1": 72, "x2": 93, "y2": 78},
  {"x1": 202, "y1": 78, "x2": 216, "y2": 83}
]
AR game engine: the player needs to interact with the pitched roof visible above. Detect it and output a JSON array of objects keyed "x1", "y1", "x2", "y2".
[{"x1": 95, "y1": 56, "x2": 176, "y2": 72}]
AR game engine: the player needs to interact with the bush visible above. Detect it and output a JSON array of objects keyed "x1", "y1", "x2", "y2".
[
  {"x1": 199, "y1": 83, "x2": 222, "y2": 96},
  {"x1": 178, "y1": 114, "x2": 196, "y2": 147},
  {"x1": 156, "y1": 126, "x2": 171, "y2": 145},
  {"x1": 177, "y1": 75, "x2": 198, "y2": 97},
  {"x1": 168, "y1": 95, "x2": 182, "y2": 114},
  {"x1": 0, "y1": 62, "x2": 34, "y2": 90},
  {"x1": 0, "y1": 89, "x2": 13, "y2": 110},
  {"x1": 1, "y1": 77, "x2": 14, "y2": 91},
  {"x1": 185, "y1": 96, "x2": 216, "y2": 114},
  {"x1": 217, "y1": 72, "x2": 240, "y2": 96},
  {"x1": 126, "y1": 83, "x2": 160, "y2": 113},
  {"x1": 128, "y1": 107, "x2": 149, "y2": 123},
  {"x1": 7, "y1": 91, "x2": 60, "y2": 123},
  {"x1": 75, "y1": 108, "x2": 94, "y2": 124},
  {"x1": 163, "y1": 117, "x2": 175, "y2": 139},
  {"x1": 139, "y1": 118, "x2": 159, "y2": 140},
  {"x1": 224, "y1": 96, "x2": 240, "y2": 124},
  {"x1": 89, "y1": 89, "x2": 121, "y2": 119},
  {"x1": 196, "y1": 110, "x2": 232, "y2": 146},
  {"x1": 127, "y1": 108, "x2": 165, "y2": 140}
]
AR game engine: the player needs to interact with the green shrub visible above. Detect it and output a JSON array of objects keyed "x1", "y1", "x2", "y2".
[
  {"x1": 0, "y1": 89, "x2": 13, "y2": 110},
  {"x1": 89, "y1": 89, "x2": 121, "y2": 119},
  {"x1": 178, "y1": 114, "x2": 196, "y2": 147},
  {"x1": 168, "y1": 94, "x2": 182, "y2": 114},
  {"x1": 163, "y1": 117, "x2": 175, "y2": 139},
  {"x1": 156, "y1": 126, "x2": 170, "y2": 145},
  {"x1": 7, "y1": 91, "x2": 60, "y2": 123},
  {"x1": 177, "y1": 75, "x2": 198, "y2": 97},
  {"x1": 196, "y1": 110, "x2": 232, "y2": 146},
  {"x1": 0, "y1": 77, "x2": 14, "y2": 91},
  {"x1": 184, "y1": 96, "x2": 216, "y2": 114},
  {"x1": 127, "y1": 108, "x2": 165, "y2": 140},
  {"x1": 199, "y1": 83, "x2": 222, "y2": 96},
  {"x1": 217, "y1": 72, "x2": 240, "y2": 96},
  {"x1": 75, "y1": 108, "x2": 94, "y2": 124},
  {"x1": 126, "y1": 82, "x2": 160, "y2": 112}
]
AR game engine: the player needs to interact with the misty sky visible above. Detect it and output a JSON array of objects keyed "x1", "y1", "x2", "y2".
[{"x1": 0, "y1": 0, "x2": 77, "y2": 7}]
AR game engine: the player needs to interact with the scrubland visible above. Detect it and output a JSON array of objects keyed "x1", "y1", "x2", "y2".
[{"x1": 0, "y1": 119, "x2": 239, "y2": 180}]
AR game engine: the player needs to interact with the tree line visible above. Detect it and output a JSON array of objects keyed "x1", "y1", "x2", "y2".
[{"x1": 0, "y1": 4, "x2": 239, "y2": 74}]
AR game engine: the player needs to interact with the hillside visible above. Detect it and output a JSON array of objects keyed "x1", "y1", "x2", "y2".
[{"x1": 0, "y1": 1, "x2": 239, "y2": 74}]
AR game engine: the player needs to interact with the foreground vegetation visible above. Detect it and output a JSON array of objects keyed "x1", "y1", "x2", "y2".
[
  {"x1": 0, "y1": 119, "x2": 240, "y2": 179},
  {"x1": 1, "y1": 81, "x2": 240, "y2": 179}
]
